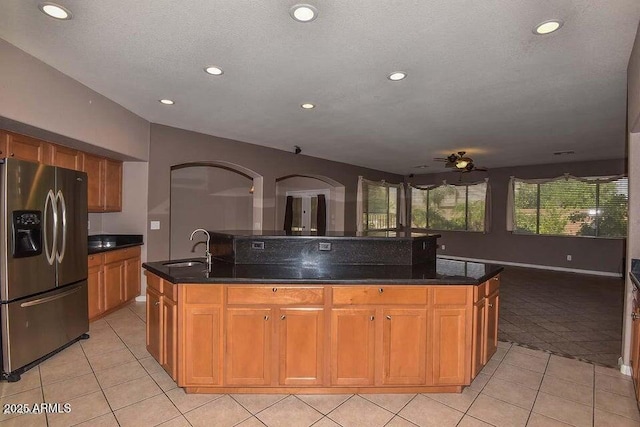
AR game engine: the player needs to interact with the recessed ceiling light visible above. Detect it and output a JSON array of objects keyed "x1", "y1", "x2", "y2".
[
  {"x1": 204, "y1": 66, "x2": 224, "y2": 76},
  {"x1": 388, "y1": 71, "x2": 407, "y2": 81},
  {"x1": 534, "y1": 19, "x2": 563, "y2": 35},
  {"x1": 290, "y1": 4, "x2": 318, "y2": 22},
  {"x1": 159, "y1": 99, "x2": 175, "y2": 105},
  {"x1": 301, "y1": 103, "x2": 315, "y2": 109},
  {"x1": 39, "y1": 3, "x2": 72, "y2": 20}
]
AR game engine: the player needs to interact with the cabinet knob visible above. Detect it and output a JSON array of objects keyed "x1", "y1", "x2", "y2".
[
  {"x1": 633, "y1": 312, "x2": 640, "y2": 320},
  {"x1": 154, "y1": 302, "x2": 160, "y2": 306},
  {"x1": 10, "y1": 153, "x2": 14, "y2": 157},
  {"x1": 369, "y1": 316, "x2": 375, "y2": 321},
  {"x1": 386, "y1": 315, "x2": 392, "y2": 320},
  {"x1": 280, "y1": 315, "x2": 286, "y2": 320},
  {"x1": 272, "y1": 287, "x2": 278, "y2": 293},
  {"x1": 488, "y1": 303, "x2": 494, "y2": 308},
  {"x1": 378, "y1": 288, "x2": 384, "y2": 294},
  {"x1": 264, "y1": 315, "x2": 270, "y2": 321}
]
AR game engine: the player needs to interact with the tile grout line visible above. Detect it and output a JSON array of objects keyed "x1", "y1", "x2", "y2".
[{"x1": 522, "y1": 350, "x2": 551, "y2": 427}]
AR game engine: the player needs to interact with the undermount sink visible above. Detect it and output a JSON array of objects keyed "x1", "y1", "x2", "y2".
[{"x1": 163, "y1": 260, "x2": 205, "y2": 268}]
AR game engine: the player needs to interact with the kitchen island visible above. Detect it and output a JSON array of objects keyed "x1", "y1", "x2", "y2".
[{"x1": 142, "y1": 231, "x2": 502, "y2": 394}]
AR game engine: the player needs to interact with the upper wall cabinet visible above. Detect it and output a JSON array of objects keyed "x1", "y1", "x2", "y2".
[
  {"x1": 1, "y1": 131, "x2": 46, "y2": 163},
  {"x1": 0, "y1": 130, "x2": 123, "y2": 212},
  {"x1": 81, "y1": 153, "x2": 122, "y2": 212}
]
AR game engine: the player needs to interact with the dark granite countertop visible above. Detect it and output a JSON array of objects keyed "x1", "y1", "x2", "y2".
[
  {"x1": 630, "y1": 259, "x2": 640, "y2": 291},
  {"x1": 142, "y1": 257, "x2": 503, "y2": 285},
  {"x1": 88, "y1": 234, "x2": 144, "y2": 255},
  {"x1": 210, "y1": 230, "x2": 441, "y2": 240}
]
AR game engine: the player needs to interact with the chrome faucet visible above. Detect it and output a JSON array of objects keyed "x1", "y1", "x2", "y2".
[{"x1": 189, "y1": 228, "x2": 211, "y2": 268}]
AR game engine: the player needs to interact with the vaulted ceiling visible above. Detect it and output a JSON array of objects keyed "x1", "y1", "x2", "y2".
[{"x1": 1, "y1": 1, "x2": 639, "y2": 174}]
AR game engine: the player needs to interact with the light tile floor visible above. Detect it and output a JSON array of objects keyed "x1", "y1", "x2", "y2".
[{"x1": 0, "y1": 302, "x2": 638, "y2": 427}]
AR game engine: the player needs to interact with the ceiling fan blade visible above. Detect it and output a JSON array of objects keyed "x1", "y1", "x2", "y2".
[
  {"x1": 444, "y1": 162, "x2": 456, "y2": 168},
  {"x1": 433, "y1": 157, "x2": 449, "y2": 161},
  {"x1": 474, "y1": 167, "x2": 489, "y2": 171}
]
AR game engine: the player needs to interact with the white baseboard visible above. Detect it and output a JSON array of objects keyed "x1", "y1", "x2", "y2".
[
  {"x1": 440, "y1": 255, "x2": 623, "y2": 278},
  {"x1": 135, "y1": 295, "x2": 146, "y2": 302},
  {"x1": 619, "y1": 358, "x2": 632, "y2": 376}
]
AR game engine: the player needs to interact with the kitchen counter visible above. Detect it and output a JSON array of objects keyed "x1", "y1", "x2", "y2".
[
  {"x1": 142, "y1": 257, "x2": 503, "y2": 285},
  {"x1": 88, "y1": 234, "x2": 143, "y2": 254}
]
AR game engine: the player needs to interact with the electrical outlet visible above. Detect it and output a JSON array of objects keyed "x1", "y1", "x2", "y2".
[
  {"x1": 150, "y1": 221, "x2": 160, "y2": 230},
  {"x1": 441, "y1": 245, "x2": 446, "y2": 250},
  {"x1": 566, "y1": 254, "x2": 572, "y2": 261}
]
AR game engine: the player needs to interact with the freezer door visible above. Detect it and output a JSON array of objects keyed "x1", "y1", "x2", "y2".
[
  {"x1": 55, "y1": 168, "x2": 88, "y2": 286},
  {"x1": 1, "y1": 281, "x2": 88, "y2": 373},
  {"x1": 1, "y1": 159, "x2": 56, "y2": 301}
]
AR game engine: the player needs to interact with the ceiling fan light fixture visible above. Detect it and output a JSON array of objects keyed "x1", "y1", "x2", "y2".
[
  {"x1": 39, "y1": 3, "x2": 72, "y2": 20},
  {"x1": 534, "y1": 19, "x2": 563, "y2": 35},
  {"x1": 290, "y1": 4, "x2": 318, "y2": 22}
]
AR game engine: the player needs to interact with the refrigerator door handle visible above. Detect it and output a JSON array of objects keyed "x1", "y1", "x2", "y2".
[
  {"x1": 55, "y1": 190, "x2": 67, "y2": 263},
  {"x1": 19, "y1": 286, "x2": 80, "y2": 308},
  {"x1": 43, "y1": 189, "x2": 57, "y2": 265}
]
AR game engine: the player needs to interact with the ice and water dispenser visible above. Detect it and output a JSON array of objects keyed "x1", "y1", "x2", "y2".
[{"x1": 12, "y1": 210, "x2": 42, "y2": 258}]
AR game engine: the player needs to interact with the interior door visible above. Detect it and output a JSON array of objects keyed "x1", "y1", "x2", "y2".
[
  {"x1": 2, "y1": 159, "x2": 56, "y2": 301},
  {"x1": 55, "y1": 167, "x2": 88, "y2": 286}
]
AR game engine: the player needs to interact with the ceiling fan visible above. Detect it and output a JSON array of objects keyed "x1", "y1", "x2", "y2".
[{"x1": 433, "y1": 151, "x2": 488, "y2": 173}]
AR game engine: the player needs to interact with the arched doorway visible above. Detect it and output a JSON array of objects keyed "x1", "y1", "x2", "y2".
[
  {"x1": 170, "y1": 162, "x2": 263, "y2": 259},
  {"x1": 275, "y1": 174, "x2": 345, "y2": 232}
]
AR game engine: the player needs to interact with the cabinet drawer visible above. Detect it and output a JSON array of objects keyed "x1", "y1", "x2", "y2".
[
  {"x1": 332, "y1": 286, "x2": 427, "y2": 305},
  {"x1": 474, "y1": 282, "x2": 486, "y2": 302},
  {"x1": 104, "y1": 246, "x2": 141, "y2": 264},
  {"x1": 88, "y1": 254, "x2": 103, "y2": 268},
  {"x1": 432, "y1": 287, "x2": 469, "y2": 305},
  {"x1": 227, "y1": 286, "x2": 324, "y2": 305},
  {"x1": 487, "y1": 275, "x2": 500, "y2": 296},
  {"x1": 164, "y1": 282, "x2": 177, "y2": 302},
  {"x1": 146, "y1": 272, "x2": 163, "y2": 293}
]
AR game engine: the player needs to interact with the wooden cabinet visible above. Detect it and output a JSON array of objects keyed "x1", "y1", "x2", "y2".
[
  {"x1": 471, "y1": 275, "x2": 501, "y2": 379},
  {"x1": 330, "y1": 308, "x2": 376, "y2": 386},
  {"x1": 3, "y1": 132, "x2": 45, "y2": 163},
  {"x1": 226, "y1": 308, "x2": 272, "y2": 386},
  {"x1": 81, "y1": 153, "x2": 122, "y2": 212},
  {"x1": 330, "y1": 286, "x2": 429, "y2": 387},
  {"x1": 87, "y1": 255, "x2": 105, "y2": 320},
  {"x1": 631, "y1": 288, "x2": 640, "y2": 402},
  {"x1": 432, "y1": 307, "x2": 468, "y2": 385},
  {"x1": 49, "y1": 144, "x2": 80, "y2": 170},
  {"x1": 278, "y1": 308, "x2": 324, "y2": 386},
  {"x1": 88, "y1": 246, "x2": 141, "y2": 321},
  {"x1": 145, "y1": 272, "x2": 178, "y2": 380},
  {"x1": 180, "y1": 286, "x2": 223, "y2": 387}
]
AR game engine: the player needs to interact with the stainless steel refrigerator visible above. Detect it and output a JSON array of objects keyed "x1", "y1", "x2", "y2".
[{"x1": 0, "y1": 158, "x2": 88, "y2": 381}]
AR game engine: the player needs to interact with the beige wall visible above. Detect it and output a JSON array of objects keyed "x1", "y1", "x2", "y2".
[
  {"x1": 0, "y1": 39, "x2": 149, "y2": 160},
  {"x1": 148, "y1": 124, "x2": 403, "y2": 261},
  {"x1": 623, "y1": 22, "x2": 640, "y2": 370},
  {"x1": 170, "y1": 166, "x2": 253, "y2": 259}
]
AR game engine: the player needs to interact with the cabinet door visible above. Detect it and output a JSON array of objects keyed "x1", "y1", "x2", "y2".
[
  {"x1": 162, "y1": 297, "x2": 178, "y2": 380},
  {"x1": 124, "y1": 256, "x2": 141, "y2": 301},
  {"x1": 104, "y1": 159, "x2": 122, "y2": 212},
  {"x1": 330, "y1": 308, "x2": 376, "y2": 386},
  {"x1": 631, "y1": 295, "x2": 640, "y2": 402},
  {"x1": 87, "y1": 265, "x2": 105, "y2": 320},
  {"x1": 484, "y1": 291, "x2": 499, "y2": 364},
  {"x1": 82, "y1": 153, "x2": 105, "y2": 212},
  {"x1": 6, "y1": 133, "x2": 45, "y2": 163},
  {"x1": 182, "y1": 305, "x2": 222, "y2": 386},
  {"x1": 472, "y1": 298, "x2": 486, "y2": 378},
  {"x1": 432, "y1": 307, "x2": 468, "y2": 385},
  {"x1": 50, "y1": 144, "x2": 80, "y2": 170},
  {"x1": 278, "y1": 308, "x2": 324, "y2": 386},
  {"x1": 225, "y1": 308, "x2": 272, "y2": 385},
  {"x1": 382, "y1": 308, "x2": 427, "y2": 385},
  {"x1": 146, "y1": 288, "x2": 162, "y2": 363},
  {"x1": 103, "y1": 261, "x2": 124, "y2": 311}
]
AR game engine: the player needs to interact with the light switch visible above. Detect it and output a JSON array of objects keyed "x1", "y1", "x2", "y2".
[{"x1": 150, "y1": 221, "x2": 160, "y2": 230}]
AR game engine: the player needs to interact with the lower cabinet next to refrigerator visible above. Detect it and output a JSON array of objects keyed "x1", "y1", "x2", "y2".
[{"x1": 88, "y1": 246, "x2": 141, "y2": 321}]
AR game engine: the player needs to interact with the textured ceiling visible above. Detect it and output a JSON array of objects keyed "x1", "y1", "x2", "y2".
[{"x1": 1, "y1": 1, "x2": 639, "y2": 174}]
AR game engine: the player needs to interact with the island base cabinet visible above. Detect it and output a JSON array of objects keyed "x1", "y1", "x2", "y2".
[
  {"x1": 162, "y1": 297, "x2": 177, "y2": 379},
  {"x1": 382, "y1": 309, "x2": 427, "y2": 385},
  {"x1": 279, "y1": 308, "x2": 324, "y2": 386},
  {"x1": 181, "y1": 305, "x2": 221, "y2": 386},
  {"x1": 146, "y1": 288, "x2": 162, "y2": 362},
  {"x1": 432, "y1": 307, "x2": 469, "y2": 385},
  {"x1": 225, "y1": 308, "x2": 272, "y2": 386},
  {"x1": 485, "y1": 290, "x2": 499, "y2": 363},
  {"x1": 330, "y1": 308, "x2": 376, "y2": 386}
]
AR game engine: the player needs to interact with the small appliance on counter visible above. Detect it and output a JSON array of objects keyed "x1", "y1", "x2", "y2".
[{"x1": 0, "y1": 158, "x2": 89, "y2": 382}]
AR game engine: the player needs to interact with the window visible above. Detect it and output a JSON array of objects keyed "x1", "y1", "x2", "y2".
[
  {"x1": 362, "y1": 181, "x2": 398, "y2": 230},
  {"x1": 512, "y1": 176, "x2": 628, "y2": 238},
  {"x1": 411, "y1": 182, "x2": 487, "y2": 232}
]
